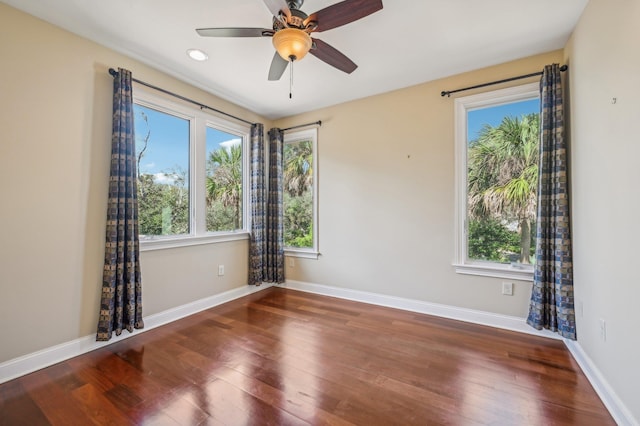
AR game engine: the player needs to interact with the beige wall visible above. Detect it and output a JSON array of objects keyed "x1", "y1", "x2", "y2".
[
  {"x1": 276, "y1": 51, "x2": 563, "y2": 314},
  {"x1": 0, "y1": 3, "x2": 266, "y2": 363},
  {"x1": 565, "y1": 0, "x2": 640, "y2": 421}
]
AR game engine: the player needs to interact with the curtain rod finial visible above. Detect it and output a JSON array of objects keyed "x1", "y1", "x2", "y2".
[{"x1": 108, "y1": 68, "x2": 118, "y2": 77}]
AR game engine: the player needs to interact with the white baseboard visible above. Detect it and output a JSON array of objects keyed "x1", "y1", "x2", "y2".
[
  {"x1": 280, "y1": 279, "x2": 637, "y2": 426},
  {"x1": 0, "y1": 283, "x2": 273, "y2": 384},
  {"x1": 280, "y1": 280, "x2": 561, "y2": 339},
  {"x1": 565, "y1": 340, "x2": 638, "y2": 426}
]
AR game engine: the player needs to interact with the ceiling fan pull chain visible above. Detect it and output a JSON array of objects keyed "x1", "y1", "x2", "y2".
[{"x1": 289, "y1": 59, "x2": 294, "y2": 99}]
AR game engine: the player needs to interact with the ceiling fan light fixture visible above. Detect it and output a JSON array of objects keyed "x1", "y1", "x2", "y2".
[{"x1": 272, "y1": 28, "x2": 312, "y2": 61}]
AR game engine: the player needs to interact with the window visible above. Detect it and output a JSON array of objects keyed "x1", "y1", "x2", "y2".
[
  {"x1": 133, "y1": 88, "x2": 250, "y2": 250},
  {"x1": 283, "y1": 128, "x2": 318, "y2": 258},
  {"x1": 206, "y1": 127, "x2": 243, "y2": 232},
  {"x1": 134, "y1": 105, "x2": 190, "y2": 237},
  {"x1": 454, "y1": 83, "x2": 539, "y2": 280}
]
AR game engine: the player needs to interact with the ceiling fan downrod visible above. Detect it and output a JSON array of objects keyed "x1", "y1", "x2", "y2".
[{"x1": 287, "y1": 0, "x2": 304, "y2": 10}]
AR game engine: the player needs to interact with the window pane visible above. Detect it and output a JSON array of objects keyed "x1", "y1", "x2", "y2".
[
  {"x1": 134, "y1": 104, "x2": 190, "y2": 237},
  {"x1": 283, "y1": 139, "x2": 313, "y2": 248},
  {"x1": 466, "y1": 98, "x2": 539, "y2": 265},
  {"x1": 206, "y1": 127, "x2": 243, "y2": 232}
]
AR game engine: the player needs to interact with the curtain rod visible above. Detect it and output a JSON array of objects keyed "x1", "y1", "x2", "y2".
[
  {"x1": 108, "y1": 68, "x2": 256, "y2": 126},
  {"x1": 282, "y1": 121, "x2": 322, "y2": 132},
  {"x1": 440, "y1": 64, "x2": 568, "y2": 97}
]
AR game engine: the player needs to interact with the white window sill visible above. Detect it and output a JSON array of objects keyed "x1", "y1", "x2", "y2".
[
  {"x1": 453, "y1": 262, "x2": 533, "y2": 281},
  {"x1": 140, "y1": 232, "x2": 249, "y2": 251},
  {"x1": 285, "y1": 250, "x2": 320, "y2": 260}
]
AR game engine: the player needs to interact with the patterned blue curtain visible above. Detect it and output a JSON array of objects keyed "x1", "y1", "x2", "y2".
[
  {"x1": 249, "y1": 123, "x2": 266, "y2": 285},
  {"x1": 527, "y1": 64, "x2": 575, "y2": 340},
  {"x1": 97, "y1": 68, "x2": 144, "y2": 341},
  {"x1": 266, "y1": 128, "x2": 285, "y2": 282},
  {"x1": 248, "y1": 127, "x2": 285, "y2": 285}
]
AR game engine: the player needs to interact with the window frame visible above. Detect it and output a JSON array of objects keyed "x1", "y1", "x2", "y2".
[
  {"x1": 133, "y1": 86, "x2": 251, "y2": 251},
  {"x1": 453, "y1": 82, "x2": 539, "y2": 281},
  {"x1": 283, "y1": 127, "x2": 319, "y2": 259}
]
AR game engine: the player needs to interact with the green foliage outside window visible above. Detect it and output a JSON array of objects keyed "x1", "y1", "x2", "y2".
[
  {"x1": 283, "y1": 140, "x2": 313, "y2": 248},
  {"x1": 467, "y1": 113, "x2": 539, "y2": 264},
  {"x1": 284, "y1": 191, "x2": 313, "y2": 248},
  {"x1": 138, "y1": 170, "x2": 189, "y2": 236},
  {"x1": 468, "y1": 219, "x2": 535, "y2": 263},
  {"x1": 206, "y1": 144, "x2": 243, "y2": 232}
]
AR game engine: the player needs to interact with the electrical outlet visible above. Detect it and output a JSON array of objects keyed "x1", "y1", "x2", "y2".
[
  {"x1": 218, "y1": 264, "x2": 224, "y2": 276},
  {"x1": 599, "y1": 319, "x2": 606, "y2": 342},
  {"x1": 577, "y1": 300, "x2": 584, "y2": 318},
  {"x1": 288, "y1": 257, "x2": 295, "y2": 268},
  {"x1": 502, "y1": 282, "x2": 514, "y2": 296}
]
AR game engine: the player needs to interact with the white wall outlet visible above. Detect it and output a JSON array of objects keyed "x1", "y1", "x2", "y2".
[
  {"x1": 288, "y1": 257, "x2": 295, "y2": 268},
  {"x1": 502, "y1": 282, "x2": 514, "y2": 296},
  {"x1": 599, "y1": 318, "x2": 606, "y2": 341},
  {"x1": 218, "y1": 264, "x2": 224, "y2": 276}
]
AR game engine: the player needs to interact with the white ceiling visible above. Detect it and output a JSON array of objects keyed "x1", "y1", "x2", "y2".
[{"x1": 2, "y1": 0, "x2": 588, "y2": 119}]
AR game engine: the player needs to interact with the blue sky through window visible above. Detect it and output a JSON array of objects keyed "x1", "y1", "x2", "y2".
[
  {"x1": 206, "y1": 127, "x2": 241, "y2": 165},
  {"x1": 134, "y1": 104, "x2": 240, "y2": 179},
  {"x1": 134, "y1": 105, "x2": 188, "y2": 177},
  {"x1": 467, "y1": 98, "x2": 539, "y2": 142}
]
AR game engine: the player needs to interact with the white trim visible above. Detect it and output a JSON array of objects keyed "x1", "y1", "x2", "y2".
[
  {"x1": 565, "y1": 340, "x2": 639, "y2": 426},
  {"x1": 0, "y1": 283, "x2": 273, "y2": 384},
  {"x1": 280, "y1": 279, "x2": 559, "y2": 339},
  {"x1": 140, "y1": 231, "x2": 249, "y2": 251},
  {"x1": 280, "y1": 279, "x2": 637, "y2": 425},
  {"x1": 285, "y1": 250, "x2": 320, "y2": 260},
  {"x1": 453, "y1": 263, "x2": 533, "y2": 281}
]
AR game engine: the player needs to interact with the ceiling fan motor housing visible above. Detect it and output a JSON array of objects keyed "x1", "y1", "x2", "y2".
[
  {"x1": 273, "y1": 4, "x2": 308, "y2": 31},
  {"x1": 287, "y1": 8, "x2": 308, "y2": 28}
]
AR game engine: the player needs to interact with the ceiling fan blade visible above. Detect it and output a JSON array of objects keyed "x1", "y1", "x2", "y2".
[
  {"x1": 263, "y1": 0, "x2": 291, "y2": 19},
  {"x1": 309, "y1": 38, "x2": 357, "y2": 74},
  {"x1": 196, "y1": 28, "x2": 273, "y2": 37},
  {"x1": 268, "y1": 52, "x2": 290, "y2": 81},
  {"x1": 306, "y1": 0, "x2": 383, "y2": 33}
]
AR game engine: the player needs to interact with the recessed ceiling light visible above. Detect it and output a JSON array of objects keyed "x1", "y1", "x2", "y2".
[{"x1": 187, "y1": 49, "x2": 209, "y2": 61}]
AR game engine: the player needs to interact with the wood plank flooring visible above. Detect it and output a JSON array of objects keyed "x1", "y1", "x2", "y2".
[{"x1": 0, "y1": 288, "x2": 614, "y2": 425}]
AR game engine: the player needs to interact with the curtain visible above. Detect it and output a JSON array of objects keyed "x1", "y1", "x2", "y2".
[
  {"x1": 97, "y1": 68, "x2": 144, "y2": 341},
  {"x1": 249, "y1": 123, "x2": 266, "y2": 285},
  {"x1": 248, "y1": 126, "x2": 285, "y2": 285},
  {"x1": 526, "y1": 64, "x2": 576, "y2": 340},
  {"x1": 266, "y1": 128, "x2": 285, "y2": 282}
]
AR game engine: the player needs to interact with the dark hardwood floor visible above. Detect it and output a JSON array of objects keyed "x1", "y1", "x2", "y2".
[{"x1": 0, "y1": 288, "x2": 614, "y2": 425}]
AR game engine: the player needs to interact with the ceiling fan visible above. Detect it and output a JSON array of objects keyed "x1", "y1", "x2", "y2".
[{"x1": 196, "y1": 0, "x2": 384, "y2": 81}]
